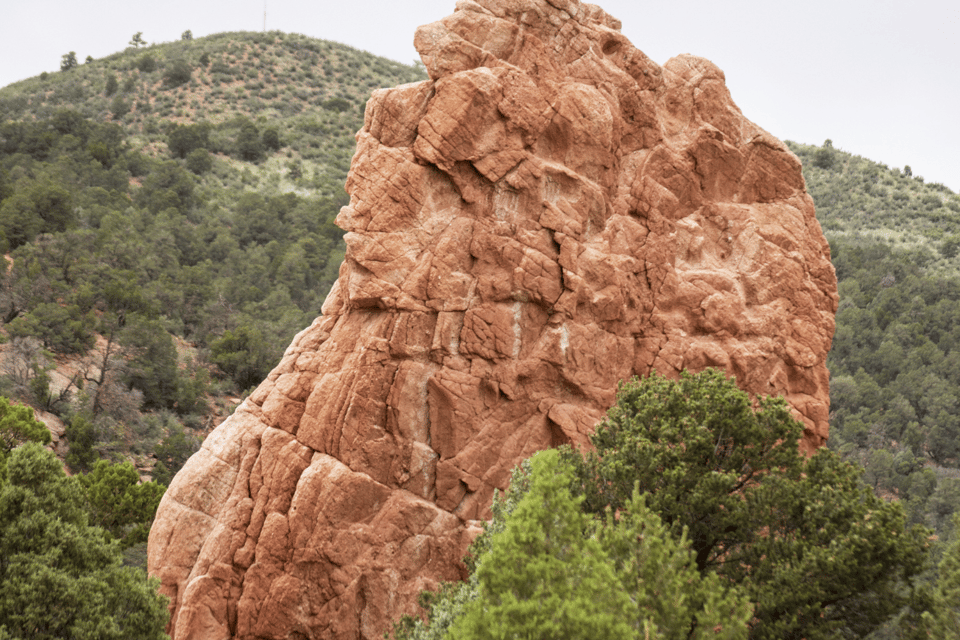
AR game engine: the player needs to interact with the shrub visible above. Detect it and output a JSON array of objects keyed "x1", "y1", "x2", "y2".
[
  {"x1": 185, "y1": 148, "x2": 212, "y2": 175},
  {"x1": 163, "y1": 59, "x2": 192, "y2": 89},
  {"x1": 136, "y1": 54, "x2": 157, "y2": 73},
  {"x1": 0, "y1": 443, "x2": 170, "y2": 639},
  {"x1": 104, "y1": 74, "x2": 118, "y2": 96}
]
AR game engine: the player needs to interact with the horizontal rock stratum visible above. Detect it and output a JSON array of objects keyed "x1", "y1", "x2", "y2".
[{"x1": 148, "y1": 1, "x2": 838, "y2": 638}]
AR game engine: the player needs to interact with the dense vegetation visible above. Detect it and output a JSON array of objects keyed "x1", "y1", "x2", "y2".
[
  {"x1": 0, "y1": 407, "x2": 167, "y2": 639},
  {"x1": 392, "y1": 371, "x2": 933, "y2": 640},
  {"x1": 789, "y1": 140, "x2": 960, "y2": 276},
  {"x1": 788, "y1": 141, "x2": 960, "y2": 546},
  {"x1": 0, "y1": 444, "x2": 169, "y2": 639},
  {"x1": 0, "y1": 30, "x2": 424, "y2": 196}
]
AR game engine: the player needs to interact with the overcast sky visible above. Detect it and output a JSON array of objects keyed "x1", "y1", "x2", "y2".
[{"x1": 2, "y1": 0, "x2": 958, "y2": 191}]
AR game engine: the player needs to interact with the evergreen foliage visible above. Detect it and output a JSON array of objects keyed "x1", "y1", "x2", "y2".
[
  {"x1": 0, "y1": 396, "x2": 50, "y2": 483},
  {"x1": 136, "y1": 54, "x2": 157, "y2": 73},
  {"x1": 567, "y1": 370, "x2": 929, "y2": 640},
  {"x1": 64, "y1": 414, "x2": 97, "y2": 472},
  {"x1": 789, "y1": 140, "x2": 960, "y2": 547},
  {"x1": 162, "y1": 58, "x2": 192, "y2": 88},
  {"x1": 60, "y1": 52, "x2": 78, "y2": 72},
  {"x1": 151, "y1": 420, "x2": 200, "y2": 486},
  {"x1": 448, "y1": 449, "x2": 638, "y2": 640},
  {"x1": 209, "y1": 324, "x2": 273, "y2": 390},
  {"x1": 78, "y1": 458, "x2": 165, "y2": 547},
  {"x1": 0, "y1": 443, "x2": 169, "y2": 639},
  {"x1": 925, "y1": 513, "x2": 960, "y2": 635},
  {"x1": 395, "y1": 371, "x2": 930, "y2": 640},
  {"x1": 167, "y1": 122, "x2": 211, "y2": 158},
  {"x1": 104, "y1": 74, "x2": 118, "y2": 96},
  {"x1": 787, "y1": 140, "x2": 960, "y2": 276},
  {"x1": 392, "y1": 449, "x2": 750, "y2": 640},
  {"x1": 593, "y1": 489, "x2": 751, "y2": 640}
]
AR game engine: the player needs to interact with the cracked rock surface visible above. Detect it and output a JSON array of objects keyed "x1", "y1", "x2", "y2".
[{"x1": 148, "y1": 1, "x2": 838, "y2": 638}]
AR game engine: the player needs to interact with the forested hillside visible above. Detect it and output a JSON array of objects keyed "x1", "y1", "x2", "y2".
[
  {"x1": 790, "y1": 140, "x2": 960, "y2": 545},
  {"x1": 0, "y1": 31, "x2": 425, "y2": 489}
]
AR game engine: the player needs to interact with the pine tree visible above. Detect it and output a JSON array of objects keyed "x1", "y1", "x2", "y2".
[
  {"x1": 448, "y1": 449, "x2": 636, "y2": 640},
  {"x1": 60, "y1": 52, "x2": 78, "y2": 72},
  {"x1": 0, "y1": 396, "x2": 51, "y2": 484},
  {"x1": 924, "y1": 514, "x2": 960, "y2": 636},
  {"x1": 0, "y1": 443, "x2": 169, "y2": 639},
  {"x1": 596, "y1": 489, "x2": 751, "y2": 640},
  {"x1": 568, "y1": 369, "x2": 929, "y2": 640}
]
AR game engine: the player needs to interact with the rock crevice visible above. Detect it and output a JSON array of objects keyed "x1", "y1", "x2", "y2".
[{"x1": 149, "y1": 1, "x2": 838, "y2": 638}]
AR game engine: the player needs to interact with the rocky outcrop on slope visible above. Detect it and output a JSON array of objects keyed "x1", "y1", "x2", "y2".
[{"x1": 148, "y1": 1, "x2": 837, "y2": 638}]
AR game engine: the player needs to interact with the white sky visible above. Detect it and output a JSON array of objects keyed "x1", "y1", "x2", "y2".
[{"x1": 2, "y1": 0, "x2": 958, "y2": 192}]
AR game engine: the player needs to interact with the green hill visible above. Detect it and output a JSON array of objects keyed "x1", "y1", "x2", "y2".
[
  {"x1": 0, "y1": 31, "x2": 425, "y2": 198},
  {"x1": 788, "y1": 140, "x2": 960, "y2": 276},
  {"x1": 0, "y1": 31, "x2": 425, "y2": 485},
  {"x1": 789, "y1": 139, "x2": 960, "y2": 543}
]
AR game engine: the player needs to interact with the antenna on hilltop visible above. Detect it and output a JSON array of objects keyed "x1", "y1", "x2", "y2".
[{"x1": 263, "y1": 0, "x2": 267, "y2": 31}]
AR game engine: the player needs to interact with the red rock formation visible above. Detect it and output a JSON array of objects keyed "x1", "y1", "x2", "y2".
[{"x1": 148, "y1": 1, "x2": 838, "y2": 638}]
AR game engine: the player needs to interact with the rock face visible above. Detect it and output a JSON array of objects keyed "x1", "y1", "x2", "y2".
[{"x1": 148, "y1": 1, "x2": 838, "y2": 638}]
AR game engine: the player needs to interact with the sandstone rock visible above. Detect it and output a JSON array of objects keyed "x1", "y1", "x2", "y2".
[
  {"x1": 34, "y1": 408, "x2": 68, "y2": 457},
  {"x1": 149, "y1": 1, "x2": 838, "y2": 638}
]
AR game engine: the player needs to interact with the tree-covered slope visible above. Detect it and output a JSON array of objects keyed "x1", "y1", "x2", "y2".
[
  {"x1": 0, "y1": 31, "x2": 425, "y2": 487},
  {"x1": 790, "y1": 140, "x2": 960, "y2": 542},
  {"x1": 788, "y1": 140, "x2": 960, "y2": 275}
]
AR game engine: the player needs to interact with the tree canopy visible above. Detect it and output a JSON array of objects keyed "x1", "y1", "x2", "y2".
[
  {"x1": 392, "y1": 448, "x2": 750, "y2": 640},
  {"x1": 448, "y1": 449, "x2": 638, "y2": 640},
  {"x1": 567, "y1": 370, "x2": 929, "y2": 640},
  {"x1": 0, "y1": 396, "x2": 50, "y2": 484},
  {"x1": 0, "y1": 443, "x2": 169, "y2": 639},
  {"x1": 78, "y1": 458, "x2": 165, "y2": 547}
]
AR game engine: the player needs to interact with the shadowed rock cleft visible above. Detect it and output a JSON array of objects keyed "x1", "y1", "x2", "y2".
[{"x1": 148, "y1": 1, "x2": 838, "y2": 638}]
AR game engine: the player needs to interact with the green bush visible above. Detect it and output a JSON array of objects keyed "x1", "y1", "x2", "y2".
[
  {"x1": 104, "y1": 74, "x2": 118, "y2": 96},
  {"x1": 64, "y1": 414, "x2": 97, "y2": 473},
  {"x1": 136, "y1": 54, "x2": 156, "y2": 73},
  {"x1": 262, "y1": 127, "x2": 281, "y2": 151},
  {"x1": 78, "y1": 459, "x2": 166, "y2": 546},
  {"x1": 6, "y1": 303, "x2": 95, "y2": 354},
  {"x1": 185, "y1": 148, "x2": 212, "y2": 174},
  {"x1": 450, "y1": 449, "x2": 749, "y2": 640},
  {"x1": 0, "y1": 396, "x2": 51, "y2": 483},
  {"x1": 163, "y1": 59, "x2": 192, "y2": 88},
  {"x1": 110, "y1": 94, "x2": 130, "y2": 119},
  {"x1": 0, "y1": 443, "x2": 169, "y2": 639},
  {"x1": 152, "y1": 420, "x2": 200, "y2": 486},
  {"x1": 235, "y1": 118, "x2": 263, "y2": 162},
  {"x1": 209, "y1": 324, "x2": 273, "y2": 390},
  {"x1": 566, "y1": 370, "x2": 929, "y2": 640},
  {"x1": 167, "y1": 122, "x2": 210, "y2": 158},
  {"x1": 121, "y1": 315, "x2": 180, "y2": 410}
]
